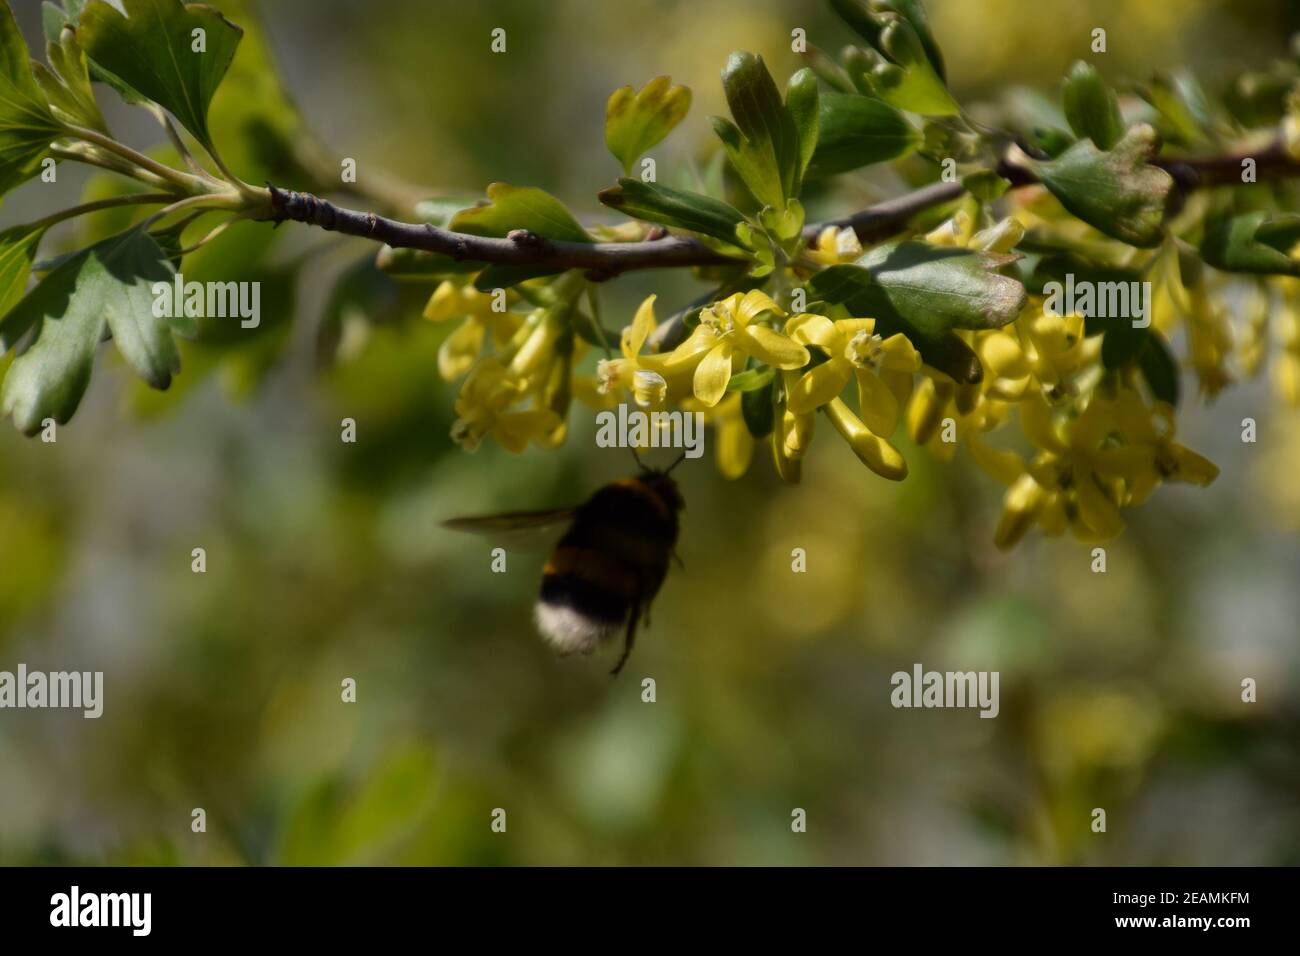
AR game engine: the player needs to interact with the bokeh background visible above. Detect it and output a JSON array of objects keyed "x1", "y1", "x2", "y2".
[{"x1": 1, "y1": 0, "x2": 1298, "y2": 865}]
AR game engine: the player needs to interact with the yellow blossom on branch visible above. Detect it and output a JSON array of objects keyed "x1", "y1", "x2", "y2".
[{"x1": 670, "y1": 290, "x2": 809, "y2": 406}]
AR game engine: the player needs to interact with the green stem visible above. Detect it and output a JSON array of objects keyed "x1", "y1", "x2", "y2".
[
  {"x1": 62, "y1": 124, "x2": 209, "y2": 193},
  {"x1": 27, "y1": 193, "x2": 177, "y2": 231},
  {"x1": 137, "y1": 192, "x2": 247, "y2": 232},
  {"x1": 49, "y1": 144, "x2": 178, "y2": 193}
]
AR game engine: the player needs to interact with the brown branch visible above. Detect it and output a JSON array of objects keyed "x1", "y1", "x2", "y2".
[
  {"x1": 267, "y1": 137, "x2": 1300, "y2": 282},
  {"x1": 267, "y1": 186, "x2": 737, "y2": 281}
]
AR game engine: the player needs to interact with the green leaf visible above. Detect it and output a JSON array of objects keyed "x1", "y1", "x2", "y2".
[
  {"x1": 448, "y1": 182, "x2": 591, "y2": 244},
  {"x1": 32, "y1": 18, "x2": 106, "y2": 131},
  {"x1": 715, "y1": 51, "x2": 798, "y2": 208},
  {"x1": 0, "y1": 1, "x2": 63, "y2": 196},
  {"x1": 829, "y1": 0, "x2": 884, "y2": 47},
  {"x1": 726, "y1": 365, "x2": 775, "y2": 393},
  {"x1": 414, "y1": 194, "x2": 485, "y2": 229},
  {"x1": 882, "y1": 0, "x2": 946, "y2": 81},
  {"x1": 800, "y1": 44, "x2": 855, "y2": 94},
  {"x1": 1062, "y1": 60, "x2": 1123, "y2": 150},
  {"x1": 1024, "y1": 252, "x2": 1144, "y2": 304},
  {"x1": 1200, "y1": 212, "x2": 1300, "y2": 277},
  {"x1": 370, "y1": 195, "x2": 492, "y2": 280},
  {"x1": 78, "y1": 0, "x2": 243, "y2": 153},
  {"x1": 1019, "y1": 124, "x2": 1174, "y2": 248},
  {"x1": 808, "y1": 92, "x2": 919, "y2": 176},
  {"x1": 472, "y1": 263, "x2": 564, "y2": 291},
  {"x1": 1137, "y1": 330, "x2": 1179, "y2": 406},
  {"x1": 1097, "y1": 316, "x2": 1180, "y2": 405},
  {"x1": 1099, "y1": 320, "x2": 1148, "y2": 370},
  {"x1": 0, "y1": 223, "x2": 45, "y2": 319},
  {"x1": 597, "y1": 178, "x2": 745, "y2": 245},
  {"x1": 41, "y1": 1, "x2": 88, "y2": 41},
  {"x1": 604, "y1": 76, "x2": 691, "y2": 175},
  {"x1": 832, "y1": 0, "x2": 947, "y2": 84},
  {"x1": 1140, "y1": 70, "x2": 1211, "y2": 147},
  {"x1": 571, "y1": 308, "x2": 621, "y2": 351},
  {"x1": 867, "y1": 17, "x2": 959, "y2": 116},
  {"x1": 842, "y1": 241, "x2": 1027, "y2": 332},
  {"x1": 200, "y1": 0, "x2": 315, "y2": 184},
  {"x1": 1, "y1": 227, "x2": 189, "y2": 435},
  {"x1": 809, "y1": 241, "x2": 1028, "y2": 383},
  {"x1": 374, "y1": 245, "x2": 481, "y2": 281},
  {"x1": 741, "y1": 377, "x2": 775, "y2": 438},
  {"x1": 785, "y1": 67, "x2": 819, "y2": 190}
]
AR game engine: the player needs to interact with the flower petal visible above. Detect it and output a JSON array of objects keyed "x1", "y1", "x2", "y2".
[
  {"x1": 738, "y1": 325, "x2": 810, "y2": 368},
  {"x1": 693, "y1": 343, "x2": 734, "y2": 406},
  {"x1": 877, "y1": 333, "x2": 921, "y2": 372},
  {"x1": 856, "y1": 369, "x2": 901, "y2": 437},
  {"x1": 1075, "y1": 474, "x2": 1125, "y2": 539},
  {"x1": 785, "y1": 312, "x2": 840, "y2": 350},
  {"x1": 717, "y1": 409, "x2": 754, "y2": 479},
  {"x1": 623, "y1": 294, "x2": 657, "y2": 358},
  {"x1": 736, "y1": 289, "x2": 783, "y2": 325},
  {"x1": 995, "y1": 474, "x2": 1044, "y2": 550},
  {"x1": 825, "y1": 398, "x2": 907, "y2": 480},
  {"x1": 437, "y1": 319, "x2": 485, "y2": 381},
  {"x1": 880, "y1": 367, "x2": 914, "y2": 411},
  {"x1": 1167, "y1": 443, "x2": 1219, "y2": 486},
  {"x1": 969, "y1": 434, "x2": 1026, "y2": 486},
  {"x1": 787, "y1": 359, "x2": 851, "y2": 414},
  {"x1": 979, "y1": 330, "x2": 1029, "y2": 379},
  {"x1": 1020, "y1": 394, "x2": 1066, "y2": 453},
  {"x1": 423, "y1": 281, "x2": 464, "y2": 323}
]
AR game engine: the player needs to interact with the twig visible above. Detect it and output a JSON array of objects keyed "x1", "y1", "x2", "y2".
[
  {"x1": 267, "y1": 186, "x2": 738, "y2": 280},
  {"x1": 266, "y1": 134, "x2": 1300, "y2": 314}
]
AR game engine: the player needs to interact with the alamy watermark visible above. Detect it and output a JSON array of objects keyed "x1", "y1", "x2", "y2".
[
  {"x1": 0, "y1": 664, "x2": 103, "y2": 718},
  {"x1": 890, "y1": 663, "x2": 999, "y2": 718},
  {"x1": 152, "y1": 273, "x2": 260, "y2": 328},
  {"x1": 1043, "y1": 273, "x2": 1150, "y2": 328},
  {"x1": 50, "y1": 886, "x2": 150, "y2": 936},
  {"x1": 595, "y1": 403, "x2": 704, "y2": 459}
]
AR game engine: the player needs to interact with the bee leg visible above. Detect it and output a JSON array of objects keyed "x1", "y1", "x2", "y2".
[{"x1": 610, "y1": 605, "x2": 641, "y2": 676}]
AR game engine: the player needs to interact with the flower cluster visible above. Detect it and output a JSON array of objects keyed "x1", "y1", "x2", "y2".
[{"x1": 424, "y1": 197, "x2": 1238, "y2": 550}]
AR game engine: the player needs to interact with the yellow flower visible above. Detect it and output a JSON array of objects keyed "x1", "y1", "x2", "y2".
[
  {"x1": 1022, "y1": 394, "x2": 1131, "y2": 540},
  {"x1": 670, "y1": 290, "x2": 809, "y2": 406},
  {"x1": 985, "y1": 385, "x2": 1215, "y2": 548},
  {"x1": 1150, "y1": 241, "x2": 1231, "y2": 397},
  {"x1": 976, "y1": 328, "x2": 1034, "y2": 402},
  {"x1": 1104, "y1": 389, "x2": 1218, "y2": 502},
  {"x1": 923, "y1": 209, "x2": 975, "y2": 247},
  {"x1": 423, "y1": 281, "x2": 521, "y2": 381},
  {"x1": 596, "y1": 294, "x2": 700, "y2": 407},
  {"x1": 905, "y1": 374, "x2": 993, "y2": 446},
  {"x1": 925, "y1": 211, "x2": 1024, "y2": 254},
  {"x1": 785, "y1": 313, "x2": 920, "y2": 436},
  {"x1": 451, "y1": 358, "x2": 560, "y2": 453},
  {"x1": 778, "y1": 373, "x2": 817, "y2": 461},
  {"x1": 772, "y1": 400, "x2": 813, "y2": 484},
  {"x1": 1015, "y1": 306, "x2": 1095, "y2": 396},
  {"x1": 825, "y1": 397, "x2": 908, "y2": 480},
  {"x1": 1274, "y1": 281, "x2": 1300, "y2": 406},
  {"x1": 805, "y1": 225, "x2": 863, "y2": 267},
  {"x1": 684, "y1": 393, "x2": 754, "y2": 479}
]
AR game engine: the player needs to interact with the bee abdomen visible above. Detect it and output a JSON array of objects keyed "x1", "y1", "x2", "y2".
[{"x1": 535, "y1": 547, "x2": 638, "y2": 655}]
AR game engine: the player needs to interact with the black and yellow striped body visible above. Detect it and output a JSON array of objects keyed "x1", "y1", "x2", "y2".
[{"x1": 536, "y1": 473, "x2": 682, "y2": 671}]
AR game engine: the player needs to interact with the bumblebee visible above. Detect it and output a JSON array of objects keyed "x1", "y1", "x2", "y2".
[{"x1": 444, "y1": 457, "x2": 685, "y2": 675}]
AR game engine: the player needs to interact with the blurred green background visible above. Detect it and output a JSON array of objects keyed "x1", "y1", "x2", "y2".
[{"x1": 0, "y1": 0, "x2": 1297, "y2": 865}]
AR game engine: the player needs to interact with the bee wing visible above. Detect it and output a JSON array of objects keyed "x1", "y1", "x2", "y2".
[{"x1": 442, "y1": 507, "x2": 576, "y2": 554}]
